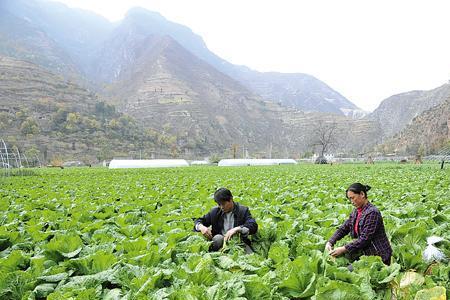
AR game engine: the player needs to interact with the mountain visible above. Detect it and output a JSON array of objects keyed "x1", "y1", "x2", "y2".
[
  {"x1": 0, "y1": 51, "x2": 377, "y2": 160},
  {"x1": 382, "y1": 96, "x2": 450, "y2": 155},
  {"x1": 90, "y1": 7, "x2": 361, "y2": 116},
  {"x1": 0, "y1": 0, "x2": 377, "y2": 161},
  {"x1": 0, "y1": 0, "x2": 113, "y2": 77},
  {"x1": 0, "y1": 4, "x2": 80, "y2": 79},
  {"x1": 92, "y1": 12, "x2": 378, "y2": 156},
  {"x1": 0, "y1": 56, "x2": 93, "y2": 116},
  {"x1": 275, "y1": 108, "x2": 379, "y2": 155},
  {"x1": 0, "y1": 56, "x2": 174, "y2": 163},
  {"x1": 93, "y1": 29, "x2": 287, "y2": 155},
  {"x1": 226, "y1": 68, "x2": 363, "y2": 116},
  {"x1": 2, "y1": 1, "x2": 360, "y2": 114},
  {"x1": 367, "y1": 83, "x2": 450, "y2": 139}
]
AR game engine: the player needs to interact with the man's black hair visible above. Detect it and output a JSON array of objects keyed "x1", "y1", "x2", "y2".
[{"x1": 214, "y1": 187, "x2": 233, "y2": 203}]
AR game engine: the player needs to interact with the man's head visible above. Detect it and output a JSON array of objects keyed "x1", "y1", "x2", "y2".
[{"x1": 214, "y1": 188, "x2": 234, "y2": 213}]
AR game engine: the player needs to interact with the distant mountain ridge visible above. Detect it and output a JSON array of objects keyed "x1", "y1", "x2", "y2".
[
  {"x1": 367, "y1": 84, "x2": 450, "y2": 139},
  {"x1": 1, "y1": 0, "x2": 112, "y2": 75},
  {"x1": 228, "y1": 69, "x2": 362, "y2": 115},
  {"x1": 1, "y1": 0, "x2": 361, "y2": 116},
  {"x1": 0, "y1": 6, "x2": 80, "y2": 79},
  {"x1": 107, "y1": 7, "x2": 364, "y2": 117},
  {"x1": 383, "y1": 96, "x2": 450, "y2": 155},
  {"x1": 2, "y1": 0, "x2": 449, "y2": 160}
]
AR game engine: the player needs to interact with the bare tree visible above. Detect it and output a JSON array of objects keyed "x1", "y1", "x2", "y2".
[
  {"x1": 310, "y1": 120, "x2": 338, "y2": 158},
  {"x1": 231, "y1": 144, "x2": 239, "y2": 158}
]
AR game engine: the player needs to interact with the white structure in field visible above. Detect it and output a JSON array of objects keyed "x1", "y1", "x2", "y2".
[
  {"x1": 190, "y1": 160, "x2": 210, "y2": 165},
  {"x1": 109, "y1": 159, "x2": 189, "y2": 169},
  {"x1": 218, "y1": 159, "x2": 297, "y2": 167}
]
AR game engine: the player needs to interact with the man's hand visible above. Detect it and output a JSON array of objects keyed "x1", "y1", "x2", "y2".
[
  {"x1": 224, "y1": 227, "x2": 241, "y2": 241},
  {"x1": 325, "y1": 242, "x2": 333, "y2": 252},
  {"x1": 199, "y1": 224, "x2": 212, "y2": 240},
  {"x1": 330, "y1": 246, "x2": 347, "y2": 257}
]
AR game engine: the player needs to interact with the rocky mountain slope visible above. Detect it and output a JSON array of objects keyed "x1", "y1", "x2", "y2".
[
  {"x1": 92, "y1": 18, "x2": 378, "y2": 156},
  {"x1": 0, "y1": 56, "x2": 175, "y2": 163},
  {"x1": 0, "y1": 53, "x2": 378, "y2": 161},
  {"x1": 383, "y1": 96, "x2": 450, "y2": 155},
  {"x1": 97, "y1": 33, "x2": 287, "y2": 155},
  {"x1": 0, "y1": 6, "x2": 80, "y2": 80},
  {"x1": 0, "y1": 0, "x2": 387, "y2": 161},
  {"x1": 97, "y1": 8, "x2": 363, "y2": 116},
  {"x1": 228, "y1": 68, "x2": 362, "y2": 115},
  {"x1": 1, "y1": 0, "x2": 112, "y2": 78},
  {"x1": 2, "y1": 1, "x2": 360, "y2": 115},
  {"x1": 367, "y1": 83, "x2": 450, "y2": 139}
]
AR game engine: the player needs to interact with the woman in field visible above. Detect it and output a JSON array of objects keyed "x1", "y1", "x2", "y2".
[{"x1": 325, "y1": 183, "x2": 392, "y2": 265}]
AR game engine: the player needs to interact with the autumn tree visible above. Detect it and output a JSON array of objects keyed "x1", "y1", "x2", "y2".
[{"x1": 20, "y1": 117, "x2": 40, "y2": 135}]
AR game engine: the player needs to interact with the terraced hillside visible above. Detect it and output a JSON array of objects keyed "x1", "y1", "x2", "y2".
[{"x1": 0, "y1": 56, "x2": 174, "y2": 162}]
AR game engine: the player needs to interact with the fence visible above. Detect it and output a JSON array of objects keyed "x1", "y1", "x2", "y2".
[{"x1": 0, "y1": 139, "x2": 41, "y2": 176}]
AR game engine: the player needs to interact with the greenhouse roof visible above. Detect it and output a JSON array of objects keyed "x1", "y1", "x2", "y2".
[
  {"x1": 190, "y1": 160, "x2": 210, "y2": 165},
  {"x1": 109, "y1": 159, "x2": 189, "y2": 169},
  {"x1": 218, "y1": 159, "x2": 297, "y2": 167}
]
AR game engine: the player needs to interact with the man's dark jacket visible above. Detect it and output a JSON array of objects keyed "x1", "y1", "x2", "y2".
[{"x1": 194, "y1": 202, "x2": 258, "y2": 245}]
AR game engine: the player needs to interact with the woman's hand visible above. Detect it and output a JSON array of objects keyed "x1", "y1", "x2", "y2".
[
  {"x1": 325, "y1": 242, "x2": 333, "y2": 252},
  {"x1": 330, "y1": 246, "x2": 347, "y2": 257}
]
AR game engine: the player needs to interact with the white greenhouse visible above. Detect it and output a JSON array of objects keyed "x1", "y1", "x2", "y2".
[
  {"x1": 218, "y1": 159, "x2": 297, "y2": 167},
  {"x1": 190, "y1": 160, "x2": 210, "y2": 165},
  {"x1": 109, "y1": 159, "x2": 189, "y2": 169}
]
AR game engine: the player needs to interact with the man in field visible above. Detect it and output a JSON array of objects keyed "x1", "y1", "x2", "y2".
[{"x1": 194, "y1": 187, "x2": 258, "y2": 253}]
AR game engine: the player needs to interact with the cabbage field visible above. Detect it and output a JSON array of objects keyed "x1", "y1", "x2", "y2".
[{"x1": 1, "y1": 163, "x2": 449, "y2": 299}]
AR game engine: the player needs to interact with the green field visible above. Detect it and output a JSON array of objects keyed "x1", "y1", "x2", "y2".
[{"x1": 1, "y1": 164, "x2": 449, "y2": 299}]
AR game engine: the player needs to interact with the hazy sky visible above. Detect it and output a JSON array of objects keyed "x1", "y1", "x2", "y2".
[{"x1": 54, "y1": 0, "x2": 450, "y2": 111}]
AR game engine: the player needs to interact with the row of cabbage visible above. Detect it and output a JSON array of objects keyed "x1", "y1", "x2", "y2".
[{"x1": 0, "y1": 164, "x2": 449, "y2": 299}]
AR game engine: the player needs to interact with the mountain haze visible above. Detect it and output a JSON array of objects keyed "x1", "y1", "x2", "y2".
[
  {"x1": 0, "y1": 6, "x2": 80, "y2": 79},
  {"x1": 89, "y1": 7, "x2": 362, "y2": 116},
  {"x1": 1, "y1": 0, "x2": 113, "y2": 77},
  {"x1": 228, "y1": 69, "x2": 363, "y2": 115},
  {"x1": 5, "y1": 0, "x2": 448, "y2": 161}
]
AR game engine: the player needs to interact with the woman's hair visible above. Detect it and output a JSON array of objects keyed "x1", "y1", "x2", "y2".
[{"x1": 346, "y1": 182, "x2": 371, "y2": 198}]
